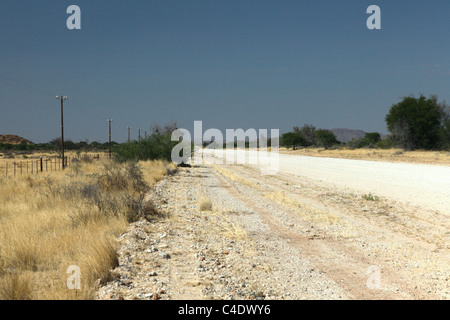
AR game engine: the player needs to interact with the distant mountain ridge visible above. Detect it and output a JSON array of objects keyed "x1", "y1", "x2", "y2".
[
  {"x1": 330, "y1": 128, "x2": 366, "y2": 143},
  {"x1": 0, "y1": 134, "x2": 33, "y2": 145}
]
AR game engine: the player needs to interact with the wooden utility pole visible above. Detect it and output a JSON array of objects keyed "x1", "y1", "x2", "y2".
[
  {"x1": 107, "y1": 119, "x2": 113, "y2": 158},
  {"x1": 56, "y1": 96, "x2": 68, "y2": 169},
  {"x1": 127, "y1": 126, "x2": 131, "y2": 142}
]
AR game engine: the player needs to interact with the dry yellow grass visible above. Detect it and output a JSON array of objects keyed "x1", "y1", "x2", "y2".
[
  {"x1": 0, "y1": 158, "x2": 171, "y2": 300},
  {"x1": 280, "y1": 147, "x2": 450, "y2": 166},
  {"x1": 211, "y1": 164, "x2": 261, "y2": 190},
  {"x1": 264, "y1": 191, "x2": 340, "y2": 225},
  {"x1": 211, "y1": 214, "x2": 247, "y2": 240}
]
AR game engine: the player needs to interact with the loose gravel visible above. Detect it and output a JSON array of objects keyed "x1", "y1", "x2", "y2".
[{"x1": 96, "y1": 160, "x2": 449, "y2": 300}]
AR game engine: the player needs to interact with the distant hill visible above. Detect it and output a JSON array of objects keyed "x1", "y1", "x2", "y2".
[
  {"x1": 330, "y1": 128, "x2": 365, "y2": 143},
  {"x1": 0, "y1": 134, "x2": 34, "y2": 145}
]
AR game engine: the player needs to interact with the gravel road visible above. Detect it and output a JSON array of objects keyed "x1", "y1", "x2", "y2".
[
  {"x1": 208, "y1": 149, "x2": 450, "y2": 214},
  {"x1": 97, "y1": 153, "x2": 449, "y2": 300},
  {"x1": 278, "y1": 154, "x2": 450, "y2": 214}
]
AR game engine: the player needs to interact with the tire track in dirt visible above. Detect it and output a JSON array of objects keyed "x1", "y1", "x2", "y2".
[
  {"x1": 210, "y1": 164, "x2": 446, "y2": 299},
  {"x1": 230, "y1": 164, "x2": 449, "y2": 251}
]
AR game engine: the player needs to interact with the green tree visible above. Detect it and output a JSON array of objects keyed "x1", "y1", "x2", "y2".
[
  {"x1": 13, "y1": 141, "x2": 28, "y2": 151},
  {"x1": 348, "y1": 132, "x2": 381, "y2": 148},
  {"x1": 280, "y1": 131, "x2": 308, "y2": 150},
  {"x1": 316, "y1": 129, "x2": 339, "y2": 149},
  {"x1": 439, "y1": 104, "x2": 450, "y2": 149},
  {"x1": 294, "y1": 124, "x2": 317, "y2": 146},
  {"x1": 364, "y1": 132, "x2": 381, "y2": 144},
  {"x1": 385, "y1": 95, "x2": 447, "y2": 150}
]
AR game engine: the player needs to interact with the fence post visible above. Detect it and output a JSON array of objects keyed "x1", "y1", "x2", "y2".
[
  {"x1": 14, "y1": 162, "x2": 16, "y2": 177},
  {"x1": 6, "y1": 162, "x2": 8, "y2": 178},
  {"x1": 40, "y1": 158, "x2": 43, "y2": 172}
]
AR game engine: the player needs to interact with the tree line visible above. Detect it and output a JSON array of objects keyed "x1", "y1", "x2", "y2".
[
  {"x1": 280, "y1": 125, "x2": 340, "y2": 150},
  {"x1": 3, "y1": 94, "x2": 449, "y2": 157},
  {"x1": 0, "y1": 139, "x2": 116, "y2": 152},
  {"x1": 281, "y1": 94, "x2": 450, "y2": 151}
]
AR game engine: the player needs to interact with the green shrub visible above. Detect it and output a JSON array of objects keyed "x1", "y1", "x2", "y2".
[
  {"x1": 376, "y1": 137, "x2": 394, "y2": 149},
  {"x1": 53, "y1": 161, "x2": 149, "y2": 224},
  {"x1": 114, "y1": 132, "x2": 179, "y2": 162},
  {"x1": 347, "y1": 132, "x2": 382, "y2": 149},
  {"x1": 362, "y1": 193, "x2": 379, "y2": 201}
]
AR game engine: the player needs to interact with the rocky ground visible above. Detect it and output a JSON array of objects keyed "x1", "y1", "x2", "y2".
[{"x1": 96, "y1": 163, "x2": 449, "y2": 300}]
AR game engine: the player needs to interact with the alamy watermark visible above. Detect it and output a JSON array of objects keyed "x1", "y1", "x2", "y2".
[
  {"x1": 367, "y1": 5, "x2": 381, "y2": 30},
  {"x1": 66, "y1": 5, "x2": 81, "y2": 30},
  {"x1": 66, "y1": 265, "x2": 81, "y2": 290},
  {"x1": 171, "y1": 121, "x2": 280, "y2": 175},
  {"x1": 65, "y1": 5, "x2": 380, "y2": 31},
  {"x1": 366, "y1": 265, "x2": 381, "y2": 290}
]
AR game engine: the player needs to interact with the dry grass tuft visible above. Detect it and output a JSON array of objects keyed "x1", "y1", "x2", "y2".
[
  {"x1": 0, "y1": 271, "x2": 34, "y2": 300},
  {"x1": 195, "y1": 185, "x2": 246, "y2": 240},
  {"x1": 198, "y1": 197, "x2": 213, "y2": 211},
  {"x1": 214, "y1": 216, "x2": 247, "y2": 240}
]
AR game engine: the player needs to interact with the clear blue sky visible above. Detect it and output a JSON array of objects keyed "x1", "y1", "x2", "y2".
[{"x1": 1, "y1": 0, "x2": 449, "y2": 143}]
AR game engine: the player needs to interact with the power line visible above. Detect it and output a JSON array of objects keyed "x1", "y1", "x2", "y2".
[
  {"x1": 0, "y1": 74, "x2": 55, "y2": 97},
  {"x1": 0, "y1": 74, "x2": 135, "y2": 143}
]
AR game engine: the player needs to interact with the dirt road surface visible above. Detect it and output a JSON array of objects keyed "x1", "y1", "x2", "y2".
[
  {"x1": 209, "y1": 149, "x2": 450, "y2": 213},
  {"x1": 97, "y1": 153, "x2": 449, "y2": 300}
]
